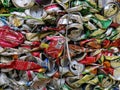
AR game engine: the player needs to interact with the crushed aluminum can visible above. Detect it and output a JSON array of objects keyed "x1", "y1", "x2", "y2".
[
  {"x1": 59, "y1": 66, "x2": 69, "y2": 75},
  {"x1": 25, "y1": 5, "x2": 47, "y2": 19},
  {"x1": 0, "y1": 73, "x2": 10, "y2": 86},
  {"x1": 66, "y1": 5, "x2": 83, "y2": 13},
  {"x1": 103, "y1": 2, "x2": 119, "y2": 18},
  {"x1": 57, "y1": 13, "x2": 83, "y2": 26},
  {"x1": 0, "y1": 46, "x2": 4, "y2": 53},
  {"x1": 84, "y1": 84, "x2": 95, "y2": 90},
  {"x1": 0, "y1": 56, "x2": 12, "y2": 63},
  {"x1": 55, "y1": 0, "x2": 69, "y2": 10},
  {"x1": 110, "y1": 67, "x2": 120, "y2": 80},
  {"x1": 25, "y1": 6, "x2": 47, "y2": 25},
  {"x1": 46, "y1": 62, "x2": 58, "y2": 77},
  {"x1": 26, "y1": 19, "x2": 45, "y2": 25},
  {"x1": 0, "y1": 26, "x2": 25, "y2": 48},
  {"x1": 74, "y1": 52, "x2": 87, "y2": 62},
  {"x1": 22, "y1": 71, "x2": 36, "y2": 81},
  {"x1": 0, "y1": 17, "x2": 9, "y2": 27},
  {"x1": 9, "y1": 14, "x2": 24, "y2": 27},
  {"x1": 12, "y1": 0, "x2": 35, "y2": 9},
  {"x1": 70, "y1": 0, "x2": 82, "y2": 7},
  {"x1": 51, "y1": 78, "x2": 65, "y2": 89},
  {"x1": 98, "y1": 0, "x2": 117, "y2": 8},
  {"x1": 1, "y1": 0, "x2": 120, "y2": 89},
  {"x1": 69, "y1": 60, "x2": 84, "y2": 75},
  {"x1": 110, "y1": 59, "x2": 120, "y2": 68},
  {"x1": 65, "y1": 76, "x2": 83, "y2": 89},
  {"x1": 32, "y1": 77, "x2": 50, "y2": 90},
  {"x1": 44, "y1": 36, "x2": 65, "y2": 59},
  {"x1": 57, "y1": 0, "x2": 69, "y2": 3},
  {"x1": 101, "y1": 77, "x2": 114, "y2": 88},
  {"x1": 67, "y1": 23, "x2": 83, "y2": 41}
]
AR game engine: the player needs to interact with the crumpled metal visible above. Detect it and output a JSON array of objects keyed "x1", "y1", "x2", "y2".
[
  {"x1": 0, "y1": 26, "x2": 24, "y2": 48},
  {"x1": 0, "y1": 0, "x2": 120, "y2": 90}
]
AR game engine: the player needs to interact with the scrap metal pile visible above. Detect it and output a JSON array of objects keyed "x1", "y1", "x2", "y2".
[{"x1": 0, "y1": 0, "x2": 120, "y2": 90}]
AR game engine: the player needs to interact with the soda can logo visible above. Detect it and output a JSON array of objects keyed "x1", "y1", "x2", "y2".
[{"x1": 12, "y1": 0, "x2": 35, "y2": 9}]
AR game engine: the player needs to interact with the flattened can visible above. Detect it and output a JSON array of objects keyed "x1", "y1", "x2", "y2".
[{"x1": 103, "y1": 2, "x2": 119, "y2": 18}]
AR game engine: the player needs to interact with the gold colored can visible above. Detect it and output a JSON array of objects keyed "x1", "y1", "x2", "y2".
[{"x1": 103, "y1": 2, "x2": 119, "y2": 18}]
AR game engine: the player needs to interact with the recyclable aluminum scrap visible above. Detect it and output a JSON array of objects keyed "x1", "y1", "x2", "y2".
[{"x1": 1, "y1": 0, "x2": 120, "y2": 90}]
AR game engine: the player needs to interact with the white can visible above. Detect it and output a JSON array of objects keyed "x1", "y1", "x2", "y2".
[{"x1": 12, "y1": 0, "x2": 35, "y2": 9}]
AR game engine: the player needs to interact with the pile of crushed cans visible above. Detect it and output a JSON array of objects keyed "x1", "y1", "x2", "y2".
[{"x1": 0, "y1": 0, "x2": 120, "y2": 90}]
